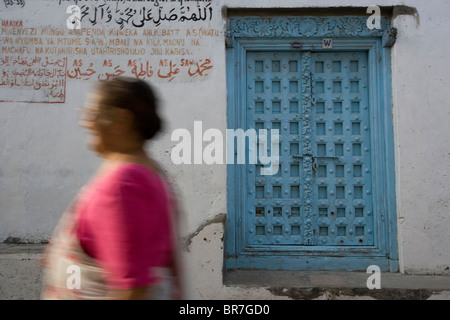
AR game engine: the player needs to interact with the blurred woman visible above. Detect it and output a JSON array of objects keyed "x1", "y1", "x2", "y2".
[{"x1": 40, "y1": 77, "x2": 183, "y2": 300}]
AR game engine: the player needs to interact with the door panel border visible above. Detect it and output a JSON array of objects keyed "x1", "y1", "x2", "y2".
[{"x1": 225, "y1": 16, "x2": 398, "y2": 272}]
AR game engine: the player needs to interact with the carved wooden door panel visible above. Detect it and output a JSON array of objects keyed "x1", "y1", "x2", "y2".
[
  {"x1": 310, "y1": 51, "x2": 374, "y2": 247},
  {"x1": 246, "y1": 51, "x2": 303, "y2": 246},
  {"x1": 246, "y1": 50, "x2": 373, "y2": 248},
  {"x1": 225, "y1": 16, "x2": 398, "y2": 272}
]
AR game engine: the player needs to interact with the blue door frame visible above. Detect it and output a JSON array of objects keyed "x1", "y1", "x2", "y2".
[{"x1": 225, "y1": 16, "x2": 398, "y2": 272}]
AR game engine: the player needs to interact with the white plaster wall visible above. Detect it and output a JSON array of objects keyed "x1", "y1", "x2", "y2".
[
  {"x1": 0, "y1": 0, "x2": 450, "y2": 301},
  {"x1": 390, "y1": 2, "x2": 450, "y2": 275}
]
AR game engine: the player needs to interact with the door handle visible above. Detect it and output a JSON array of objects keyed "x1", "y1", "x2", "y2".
[{"x1": 293, "y1": 155, "x2": 340, "y2": 173}]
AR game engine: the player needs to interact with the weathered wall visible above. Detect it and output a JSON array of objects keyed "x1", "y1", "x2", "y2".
[
  {"x1": 0, "y1": 0, "x2": 450, "y2": 300},
  {"x1": 0, "y1": 0, "x2": 227, "y2": 243},
  {"x1": 389, "y1": 1, "x2": 450, "y2": 275}
]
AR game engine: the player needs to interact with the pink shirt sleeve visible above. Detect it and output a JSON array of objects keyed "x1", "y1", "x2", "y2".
[{"x1": 77, "y1": 164, "x2": 173, "y2": 290}]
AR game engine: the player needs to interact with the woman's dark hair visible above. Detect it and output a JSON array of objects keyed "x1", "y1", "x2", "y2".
[{"x1": 96, "y1": 77, "x2": 163, "y2": 140}]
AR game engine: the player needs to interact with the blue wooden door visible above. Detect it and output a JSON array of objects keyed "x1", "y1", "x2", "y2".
[
  {"x1": 246, "y1": 51, "x2": 304, "y2": 246},
  {"x1": 226, "y1": 16, "x2": 398, "y2": 272},
  {"x1": 241, "y1": 50, "x2": 377, "y2": 267},
  {"x1": 310, "y1": 51, "x2": 373, "y2": 247}
]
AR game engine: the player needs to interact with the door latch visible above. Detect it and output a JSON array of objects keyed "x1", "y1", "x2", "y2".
[{"x1": 293, "y1": 154, "x2": 340, "y2": 173}]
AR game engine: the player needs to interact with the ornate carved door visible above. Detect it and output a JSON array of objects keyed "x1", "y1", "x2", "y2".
[
  {"x1": 226, "y1": 16, "x2": 398, "y2": 271},
  {"x1": 245, "y1": 50, "x2": 374, "y2": 248}
]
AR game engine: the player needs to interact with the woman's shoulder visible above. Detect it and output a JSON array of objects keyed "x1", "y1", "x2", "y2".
[
  {"x1": 98, "y1": 162, "x2": 166, "y2": 194},
  {"x1": 116, "y1": 162, "x2": 164, "y2": 184}
]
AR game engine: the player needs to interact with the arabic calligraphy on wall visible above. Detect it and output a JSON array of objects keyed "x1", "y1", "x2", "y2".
[
  {"x1": 71, "y1": 1, "x2": 213, "y2": 29},
  {"x1": 1, "y1": 0, "x2": 219, "y2": 103},
  {"x1": 0, "y1": 56, "x2": 67, "y2": 103},
  {"x1": 67, "y1": 58, "x2": 212, "y2": 82}
]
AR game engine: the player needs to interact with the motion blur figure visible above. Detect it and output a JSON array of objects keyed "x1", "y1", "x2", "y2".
[{"x1": 40, "y1": 77, "x2": 183, "y2": 300}]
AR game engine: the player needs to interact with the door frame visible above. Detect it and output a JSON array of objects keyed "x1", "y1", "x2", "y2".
[{"x1": 225, "y1": 16, "x2": 398, "y2": 272}]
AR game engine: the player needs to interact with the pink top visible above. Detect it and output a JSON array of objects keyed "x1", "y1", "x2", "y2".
[{"x1": 75, "y1": 163, "x2": 173, "y2": 290}]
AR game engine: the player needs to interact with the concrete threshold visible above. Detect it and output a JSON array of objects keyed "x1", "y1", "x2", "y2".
[{"x1": 225, "y1": 270, "x2": 450, "y2": 300}]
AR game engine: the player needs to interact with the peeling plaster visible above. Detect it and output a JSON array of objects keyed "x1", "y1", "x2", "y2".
[
  {"x1": 184, "y1": 213, "x2": 226, "y2": 252},
  {"x1": 393, "y1": 5, "x2": 420, "y2": 26}
]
